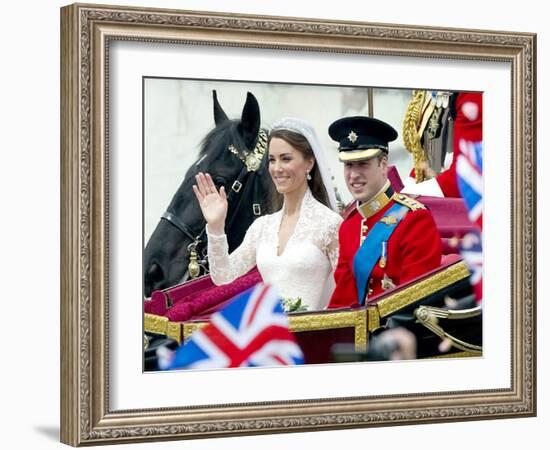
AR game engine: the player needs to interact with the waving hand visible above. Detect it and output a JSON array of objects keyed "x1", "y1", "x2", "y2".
[{"x1": 193, "y1": 172, "x2": 227, "y2": 235}]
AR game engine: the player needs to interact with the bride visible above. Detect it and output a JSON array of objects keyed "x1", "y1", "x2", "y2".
[{"x1": 193, "y1": 117, "x2": 342, "y2": 310}]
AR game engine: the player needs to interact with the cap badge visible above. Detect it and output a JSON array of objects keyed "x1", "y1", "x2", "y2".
[{"x1": 347, "y1": 130, "x2": 358, "y2": 143}]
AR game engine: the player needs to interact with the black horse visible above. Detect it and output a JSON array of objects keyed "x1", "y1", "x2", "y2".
[{"x1": 143, "y1": 91, "x2": 274, "y2": 298}]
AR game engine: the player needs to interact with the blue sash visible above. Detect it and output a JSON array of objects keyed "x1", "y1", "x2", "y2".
[{"x1": 353, "y1": 203, "x2": 409, "y2": 305}]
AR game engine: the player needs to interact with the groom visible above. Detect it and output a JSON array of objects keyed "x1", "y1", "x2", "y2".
[{"x1": 328, "y1": 116, "x2": 442, "y2": 308}]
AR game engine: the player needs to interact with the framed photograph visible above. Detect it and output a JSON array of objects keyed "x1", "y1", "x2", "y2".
[
  {"x1": 142, "y1": 78, "x2": 481, "y2": 368},
  {"x1": 60, "y1": 3, "x2": 536, "y2": 446}
]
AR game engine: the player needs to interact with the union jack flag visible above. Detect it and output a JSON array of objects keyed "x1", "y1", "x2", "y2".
[
  {"x1": 456, "y1": 139, "x2": 483, "y2": 230},
  {"x1": 459, "y1": 230, "x2": 483, "y2": 304},
  {"x1": 160, "y1": 283, "x2": 304, "y2": 370},
  {"x1": 456, "y1": 135, "x2": 483, "y2": 302}
]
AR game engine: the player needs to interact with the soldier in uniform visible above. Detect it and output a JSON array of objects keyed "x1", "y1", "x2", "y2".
[
  {"x1": 402, "y1": 91, "x2": 483, "y2": 198},
  {"x1": 328, "y1": 116, "x2": 442, "y2": 308},
  {"x1": 434, "y1": 92, "x2": 483, "y2": 197}
]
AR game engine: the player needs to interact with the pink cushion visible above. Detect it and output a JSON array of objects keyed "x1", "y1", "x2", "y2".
[
  {"x1": 144, "y1": 275, "x2": 216, "y2": 316},
  {"x1": 164, "y1": 274, "x2": 215, "y2": 301},
  {"x1": 416, "y1": 195, "x2": 474, "y2": 238},
  {"x1": 165, "y1": 269, "x2": 262, "y2": 322},
  {"x1": 387, "y1": 167, "x2": 475, "y2": 242}
]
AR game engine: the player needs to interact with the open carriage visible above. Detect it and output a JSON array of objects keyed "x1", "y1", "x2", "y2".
[
  {"x1": 144, "y1": 187, "x2": 482, "y2": 368},
  {"x1": 143, "y1": 90, "x2": 482, "y2": 369}
]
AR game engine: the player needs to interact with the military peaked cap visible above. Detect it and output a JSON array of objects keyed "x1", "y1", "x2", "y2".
[{"x1": 328, "y1": 116, "x2": 398, "y2": 162}]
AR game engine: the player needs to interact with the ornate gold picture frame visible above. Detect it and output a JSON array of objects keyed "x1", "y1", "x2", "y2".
[{"x1": 60, "y1": 3, "x2": 536, "y2": 446}]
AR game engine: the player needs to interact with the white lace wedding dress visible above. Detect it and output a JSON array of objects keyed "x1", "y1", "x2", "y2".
[{"x1": 206, "y1": 188, "x2": 343, "y2": 310}]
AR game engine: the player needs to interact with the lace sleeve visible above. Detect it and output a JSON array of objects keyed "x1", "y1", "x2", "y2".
[
  {"x1": 321, "y1": 213, "x2": 343, "y2": 271},
  {"x1": 206, "y1": 218, "x2": 263, "y2": 286},
  {"x1": 327, "y1": 233, "x2": 340, "y2": 271}
]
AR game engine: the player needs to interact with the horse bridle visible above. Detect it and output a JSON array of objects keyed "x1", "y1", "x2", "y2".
[
  {"x1": 160, "y1": 210, "x2": 207, "y2": 279},
  {"x1": 160, "y1": 129, "x2": 268, "y2": 279}
]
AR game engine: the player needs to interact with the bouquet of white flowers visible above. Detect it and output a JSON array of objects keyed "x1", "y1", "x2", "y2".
[{"x1": 281, "y1": 297, "x2": 308, "y2": 313}]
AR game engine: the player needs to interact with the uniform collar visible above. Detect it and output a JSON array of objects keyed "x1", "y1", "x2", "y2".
[{"x1": 357, "y1": 181, "x2": 394, "y2": 219}]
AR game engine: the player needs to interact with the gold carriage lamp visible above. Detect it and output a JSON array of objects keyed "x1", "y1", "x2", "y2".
[{"x1": 186, "y1": 239, "x2": 203, "y2": 279}]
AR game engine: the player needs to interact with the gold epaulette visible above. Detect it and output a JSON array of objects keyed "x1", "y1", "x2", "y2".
[{"x1": 392, "y1": 193, "x2": 426, "y2": 211}]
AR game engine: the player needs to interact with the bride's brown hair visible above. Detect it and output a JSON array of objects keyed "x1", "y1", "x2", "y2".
[{"x1": 267, "y1": 129, "x2": 331, "y2": 211}]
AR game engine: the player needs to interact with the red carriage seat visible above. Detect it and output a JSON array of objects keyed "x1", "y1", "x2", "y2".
[
  {"x1": 416, "y1": 196, "x2": 475, "y2": 254},
  {"x1": 144, "y1": 267, "x2": 262, "y2": 321},
  {"x1": 388, "y1": 164, "x2": 475, "y2": 254}
]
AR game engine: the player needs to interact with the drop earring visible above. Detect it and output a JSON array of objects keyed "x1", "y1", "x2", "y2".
[{"x1": 306, "y1": 171, "x2": 312, "y2": 181}]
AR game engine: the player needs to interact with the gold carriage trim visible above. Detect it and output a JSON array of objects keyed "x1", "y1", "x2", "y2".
[
  {"x1": 289, "y1": 308, "x2": 368, "y2": 349},
  {"x1": 166, "y1": 321, "x2": 183, "y2": 343},
  {"x1": 183, "y1": 321, "x2": 207, "y2": 341},
  {"x1": 370, "y1": 260, "x2": 470, "y2": 322},
  {"x1": 427, "y1": 351, "x2": 483, "y2": 359},
  {"x1": 144, "y1": 313, "x2": 182, "y2": 343},
  {"x1": 144, "y1": 313, "x2": 168, "y2": 335},
  {"x1": 183, "y1": 308, "x2": 368, "y2": 350},
  {"x1": 367, "y1": 306, "x2": 381, "y2": 332}
]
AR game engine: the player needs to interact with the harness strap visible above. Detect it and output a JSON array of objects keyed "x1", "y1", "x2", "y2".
[{"x1": 161, "y1": 212, "x2": 200, "y2": 242}]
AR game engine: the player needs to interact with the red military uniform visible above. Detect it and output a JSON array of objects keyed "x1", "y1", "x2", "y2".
[
  {"x1": 329, "y1": 185, "x2": 442, "y2": 308},
  {"x1": 435, "y1": 92, "x2": 483, "y2": 197}
]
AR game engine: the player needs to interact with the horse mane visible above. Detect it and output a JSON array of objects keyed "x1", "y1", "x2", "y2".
[
  {"x1": 168, "y1": 119, "x2": 269, "y2": 212},
  {"x1": 198, "y1": 119, "x2": 257, "y2": 161}
]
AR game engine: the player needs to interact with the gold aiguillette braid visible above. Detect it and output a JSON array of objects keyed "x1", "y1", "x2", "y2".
[{"x1": 402, "y1": 90, "x2": 427, "y2": 183}]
